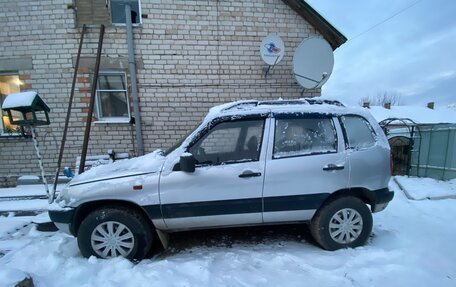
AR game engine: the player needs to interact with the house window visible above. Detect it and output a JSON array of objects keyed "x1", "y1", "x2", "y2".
[
  {"x1": 75, "y1": 0, "x2": 111, "y2": 27},
  {"x1": 0, "y1": 74, "x2": 22, "y2": 135},
  {"x1": 96, "y1": 72, "x2": 130, "y2": 122},
  {"x1": 74, "y1": 0, "x2": 141, "y2": 27},
  {"x1": 111, "y1": 0, "x2": 141, "y2": 25}
]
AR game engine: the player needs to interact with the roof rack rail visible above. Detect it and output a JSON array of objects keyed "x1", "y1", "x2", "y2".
[
  {"x1": 304, "y1": 98, "x2": 345, "y2": 106},
  {"x1": 220, "y1": 98, "x2": 344, "y2": 112},
  {"x1": 258, "y1": 99, "x2": 345, "y2": 107},
  {"x1": 221, "y1": 100, "x2": 259, "y2": 111},
  {"x1": 258, "y1": 99, "x2": 308, "y2": 106}
]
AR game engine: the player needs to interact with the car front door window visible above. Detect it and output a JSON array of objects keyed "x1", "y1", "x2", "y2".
[{"x1": 188, "y1": 119, "x2": 264, "y2": 166}]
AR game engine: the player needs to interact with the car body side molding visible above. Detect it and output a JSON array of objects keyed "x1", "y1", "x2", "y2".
[{"x1": 142, "y1": 193, "x2": 330, "y2": 219}]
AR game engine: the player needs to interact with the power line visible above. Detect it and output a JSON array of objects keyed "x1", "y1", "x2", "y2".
[{"x1": 348, "y1": 0, "x2": 424, "y2": 42}]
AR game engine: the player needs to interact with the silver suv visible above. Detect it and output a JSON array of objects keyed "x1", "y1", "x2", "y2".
[{"x1": 49, "y1": 99, "x2": 394, "y2": 259}]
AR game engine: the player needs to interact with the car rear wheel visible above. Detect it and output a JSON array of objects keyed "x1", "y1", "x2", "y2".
[
  {"x1": 310, "y1": 196, "x2": 372, "y2": 250},
  {"x1": 77, "y1": 207, "x2": 153, "y2": 260}
]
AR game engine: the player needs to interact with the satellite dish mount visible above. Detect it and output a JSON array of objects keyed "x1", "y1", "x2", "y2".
[
  {"x1": 295, "y1": 72, "x2": 329, "y2": 91},
  {"x1": 260, "y1": 34, "x2": 285, "y2": 78}
]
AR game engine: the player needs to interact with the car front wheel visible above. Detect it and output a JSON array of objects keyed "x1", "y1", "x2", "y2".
[
  {"x1": 77, "y1": 207, "x2": 153, "y2": 260},
  {"x1": 310, "y1": 196, "x2": 372, "y2": 250}
]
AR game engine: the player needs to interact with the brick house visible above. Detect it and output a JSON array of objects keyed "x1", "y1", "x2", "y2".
[{"x1": 0, "y1": 0, "x2": 346, "y2": 186}]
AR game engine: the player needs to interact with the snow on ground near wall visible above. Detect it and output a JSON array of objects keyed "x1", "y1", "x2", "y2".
[
  {"x1": 0, "y1": 180, "x2": 454, "y2": 286},
  {"x1": 0, "y1": 199, "x2": 49, "y2": 212},
  {"x1": 0, "y1": 185, "x2": 49, "y2": 197},
  {"x1": 395, "y1": 176, "x2": 456, "y2": 200}
]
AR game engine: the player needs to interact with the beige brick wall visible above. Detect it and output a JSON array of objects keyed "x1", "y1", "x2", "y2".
[{"x1": 0, "y1": 0, "x2": 321, "y2": 185}]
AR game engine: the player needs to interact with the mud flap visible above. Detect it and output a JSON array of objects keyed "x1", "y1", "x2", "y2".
[{"x1": 155, "y1": 229, "x2": 169, "y2": 249}]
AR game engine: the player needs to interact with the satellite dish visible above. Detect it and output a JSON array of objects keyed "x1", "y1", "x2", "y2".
[
  {"x1": 260, "y1": 34, "x2": 285, "y2": 66},
  {"x1": 293, "y1": 37, "x2": 334, "y2": 89}
]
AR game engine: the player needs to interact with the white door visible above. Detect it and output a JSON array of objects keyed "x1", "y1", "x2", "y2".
[
  {"x1": 159, "y1": 116, "x2": 269, "y2": 230},
  {"x1": 262, "y1": 115, "x2": 349, "y2": 223}
]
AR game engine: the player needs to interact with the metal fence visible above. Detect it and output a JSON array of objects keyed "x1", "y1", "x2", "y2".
[
  {"x1": 381, "y1": 120, "x2": 456, "y2": 181},
  {"x1": 409, "y1": 124, "x2": 456, "y2": 181}
]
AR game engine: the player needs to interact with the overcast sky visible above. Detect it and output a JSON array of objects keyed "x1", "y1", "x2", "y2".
[{"x1": 306, "y1": 0, "x2": 456, "y2": 107}]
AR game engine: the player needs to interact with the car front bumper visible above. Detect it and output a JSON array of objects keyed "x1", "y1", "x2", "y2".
[{"x1": 48, "y1": 208, "x2": 75, "y2": 236}]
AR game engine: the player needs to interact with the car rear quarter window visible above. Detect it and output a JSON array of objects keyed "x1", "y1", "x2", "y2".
[
  {"x1": 273, "y1": 117, "x2": 337, "y2": 159},
  {"x1": 341, "y1": 115, "x2": 376, "y2": 149}
]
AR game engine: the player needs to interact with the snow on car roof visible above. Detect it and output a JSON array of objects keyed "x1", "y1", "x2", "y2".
[
  {"x1": 205, "y1": 99, "x2": 369, "y2": 121},
  {"x1": 202, "y1": 99, "x2": 389, "y2": 150},
  {"x1": 214, "y1": 100, "x2": 456, "y2": 125},
  {"x1": 1, "y1": 91, "x2": 38, "y2": 109}
]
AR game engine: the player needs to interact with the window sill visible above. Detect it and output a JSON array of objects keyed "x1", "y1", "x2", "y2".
[
  {"x1": 94, "y1": 119, "x2": 131, "y2": 124},
  {"x1": 111, "y1": 23, "x2": 142, "y2": 27},
  {"x1": 0, "y1": 134, "x2": 27, "y2": 139}
]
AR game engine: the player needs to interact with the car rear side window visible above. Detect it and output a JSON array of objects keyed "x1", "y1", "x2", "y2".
[
  {"x1": 341, "y1": 115, "x2": 376, "y2": 149},
  {"x1": 273, "y1": 117, "x2": 337, "y2": 159}
]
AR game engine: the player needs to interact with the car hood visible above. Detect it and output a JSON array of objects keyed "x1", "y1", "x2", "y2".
[{"x1": 69, "y1": 150, "x2": 166, "y2": 186}]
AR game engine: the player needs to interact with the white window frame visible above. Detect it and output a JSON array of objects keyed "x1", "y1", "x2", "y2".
[
  {"x1": 95, "y1": 71, "x2": 131, "y2": 123},
  {"x1": 110, "y1": 0, "x2": 142, "y2": 26},
  {"x1": 0, "y1": 73, "x2": 22, "y2": 136}
]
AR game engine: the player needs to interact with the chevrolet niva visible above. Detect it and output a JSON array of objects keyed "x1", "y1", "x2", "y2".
[{"x1": 49, "y1": 99, "x2": 394, "y2": 259}]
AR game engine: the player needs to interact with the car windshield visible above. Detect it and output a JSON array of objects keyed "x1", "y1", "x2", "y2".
[{"x1": 164, "y1": 122, "x2": 201, "y2": 156}]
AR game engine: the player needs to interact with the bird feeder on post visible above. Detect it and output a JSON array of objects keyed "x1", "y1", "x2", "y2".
[
  {"x1": 1, "y1": 91, "x2": 54, "y2": 202},
  {"x1": 2, "y1": 91, "x2": 50, "y2": 126}
]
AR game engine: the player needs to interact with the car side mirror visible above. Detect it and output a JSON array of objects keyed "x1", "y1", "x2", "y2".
[{"x1": 180, "y1": 153, "x2": 196, "y2": 173}]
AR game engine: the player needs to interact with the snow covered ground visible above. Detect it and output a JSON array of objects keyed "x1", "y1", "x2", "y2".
[
  {"x1": 395, "y1": 176, "x2": 456, "y2": 200},
  {"x1": 0, "y1": 178, "x2": 455, "y2": 287},
  {"x1": 0, "y1": 185, "x2": 47, "y2": 197},
  {"x1": 0, "y1": 215, "x2": 34, "y2": 237}
]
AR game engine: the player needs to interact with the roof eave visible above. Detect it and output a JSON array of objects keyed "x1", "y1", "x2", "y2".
[{"x1": 282, "y1": 0, "x2": 347, "y2": 50}]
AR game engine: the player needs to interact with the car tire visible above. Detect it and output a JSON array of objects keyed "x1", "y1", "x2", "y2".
[
  {"x1": 77, "y1": 207, "x2": 153, "y2": 260},
  {"x1": 310, "y1": 196, "x2": 372, "y2": 251}
]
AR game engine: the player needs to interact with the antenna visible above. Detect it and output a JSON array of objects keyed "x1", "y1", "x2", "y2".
[
  {"x1": 292, "y1": 37, "x2": 334, "y2": 89},
  {"x1": 260, "y1": 34, "x2": 285, "y2": 77}
]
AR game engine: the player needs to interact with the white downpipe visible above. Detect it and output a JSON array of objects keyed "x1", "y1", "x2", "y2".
[{"x1": 125, "y1": 3, "x2": 144, "y2": 156}]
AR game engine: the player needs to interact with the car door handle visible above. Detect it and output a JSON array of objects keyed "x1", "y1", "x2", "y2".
[
  {"x1": 323, "y1": 164, "x2": 345, "y2": 171},
  {"x1": 238, "y1": 171, "x2": 262, "y2": 178}
]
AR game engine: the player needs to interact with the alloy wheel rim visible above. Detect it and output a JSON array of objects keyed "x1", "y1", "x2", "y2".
[
  {"x1": 329, "y1": 208, "x2": 363, "y2": 244},
  {"x1": 90, "y1": 221, "x2": 135, "y2": 258}
]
